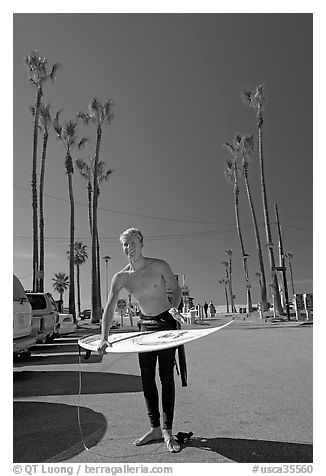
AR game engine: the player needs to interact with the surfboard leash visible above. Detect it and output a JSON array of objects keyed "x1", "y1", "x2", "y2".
[{"x1": 77, "y1": 344, "x2": 90, "y2": 451}]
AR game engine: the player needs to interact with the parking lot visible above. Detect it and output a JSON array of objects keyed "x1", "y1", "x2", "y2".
[{"x1": 13, "y1": 318, "x2": 313, "y2": 464}]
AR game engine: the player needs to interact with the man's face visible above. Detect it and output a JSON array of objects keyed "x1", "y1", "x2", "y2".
[{"x1": 121, "y1": 234, "x2": 143, "y2": 260}]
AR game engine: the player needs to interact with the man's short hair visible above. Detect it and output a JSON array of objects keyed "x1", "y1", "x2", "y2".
[{"x1": 119, "y1": 227, "x2": 144, "y2": 244}]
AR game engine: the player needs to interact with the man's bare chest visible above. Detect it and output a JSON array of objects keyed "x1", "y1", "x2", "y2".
[{"x1": 124, "y1": 269, "x2": 165, "y2": 296}]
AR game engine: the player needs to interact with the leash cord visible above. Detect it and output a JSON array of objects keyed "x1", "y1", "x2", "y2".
[{"x1": 77, "y1": 345, "x2": 90, "y2": 451}]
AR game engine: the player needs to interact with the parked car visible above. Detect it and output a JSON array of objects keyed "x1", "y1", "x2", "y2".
[
  {"x1": 80, "y1": 308, "x2": 106, "y2": 320},
  {"x1": 80, "y1": 309, "x2": 91, "y2": 320},
  {"x1": 110, "y1": 320, "x2": 120, "y2": 329},
  {"x1": 57, "y1": 313, "x2": 77, "y2": 335},
  {"x1": 13, "y1": 275, "x2": 36, "y2": 356},
  {"x1": 25, "y1": 292, "x2": 59, "y2": 343}
]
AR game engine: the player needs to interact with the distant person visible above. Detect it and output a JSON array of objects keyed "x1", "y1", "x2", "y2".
[
  {"x1": 209, "y1": 300, "x2": 216, "y2": 318},
  {"x1": 97, "y1": 227, "x2": 186, "y2": 453},
  {"x1": 203, "y1": 301, "x2": 208, "y2": 318}
]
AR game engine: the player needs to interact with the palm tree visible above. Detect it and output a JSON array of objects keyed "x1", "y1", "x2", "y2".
[
  {"x1": 218, "y1": 278, "x2": 229, "y2": 313},
  {"x1": 25, "y1": 50, "x2": 60, "y2": 292},
  {"x1": 52, "y1": 272, "x2": 69, "y2": 312},
  {"x1": 78, "y1": 98, "x2": 114, "y2": 323},
  {"x1": 241, "y1": 84, "x2": 283, "y2": 315},
  {"x1": 30, "y1": 103, "x2": 54, "y2": 292},
  {"x1": 224, "y1": 150, "x2": 253, "y2": 313},
  {"x1": 75, "y1": 156, "x2": 113, "y2": 311},
  {"x1": 67, "y1": 242, "x2": 88, "y2": 319},
  {"x1": 220, "y1": 260, "x2": 234, "y2": 314},
  {"x1": 53, "y1": 112, "x2": 88, "y2": 321},
  {"x1": 225, "y1": 249, "x2": 237, "y2": 313},
  {"x1": 226, "y1": 133, "x2": 268, "y2": 311},
  {"x1": 285, "y1": 251, "x2": 295, "y2": 296}
]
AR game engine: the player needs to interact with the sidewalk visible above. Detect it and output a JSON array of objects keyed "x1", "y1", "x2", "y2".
[{"x1": 76, "y1": 313, "x2": 313, "y2": 334}]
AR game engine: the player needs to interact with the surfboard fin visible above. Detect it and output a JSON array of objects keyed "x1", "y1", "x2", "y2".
[{"x1": 84, "y1": 349, "x2": 92, "y2": 360}]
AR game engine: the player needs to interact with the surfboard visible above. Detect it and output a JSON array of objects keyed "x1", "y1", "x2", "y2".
[{"x1": 78, "y1": 320, "x2": 232, "y2": 354}]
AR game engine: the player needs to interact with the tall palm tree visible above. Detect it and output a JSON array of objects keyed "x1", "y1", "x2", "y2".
[
  {"x1": 53, "y1": 112, "x2": 88, "y2": 321},
  {"x1": 224, "y1": 151, "x2": 253, "y2": 313},
  {"x1": 218, "y1": 278, "x2": 229, "y2": 313},
  {"x1": 67, "y1": 242, "x2": 88, "y2": 319},
  {"x1": 52, "y1": 272, "x2": 69, "y2": 312},
  {"x1": 78, "y1": 98, "x2": 114, "y2": 323},
  {"x1": 285, "y1": 251, "x2": 295, "y2": 296},
  {"x1": 225, "y1": 249, "x2": 237, "y2": 313},
  {"x1": 241, "y1": 84, "x2": 283, "y2": 315},
  {"x1": 220, "y1": 260, "x2": 234, "y2": 313},
  {"x1": 30, "y1": 103, "x2": 54, "y2": 292},
  {"x1": 25, "y1": 50, "x2": 60, "y2": 292},
  {"x1": 226, "y1": 133, "x2": 268, "y2": 311},
  {"x1": 75, "y1": 156, "x2": 113, "y2": 311}
]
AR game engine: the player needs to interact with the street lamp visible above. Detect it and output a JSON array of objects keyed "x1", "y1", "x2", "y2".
[{"x1": 102, "y1": 256, "x2": 111, "y2": 302}]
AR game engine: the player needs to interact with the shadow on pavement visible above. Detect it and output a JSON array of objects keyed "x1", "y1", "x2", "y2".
[
  {"x1": 13, "y1": 352, "x2": 103, "y2": 366},
  {"x1": 13, "y1": 401, "x2": 107, "y2": 463},
  {"x1": 13, "y1": 371, "x2": 143, "y2": 397},
  {"x1": 188, "y1": 436, "x2": 313, "y2": 463}
]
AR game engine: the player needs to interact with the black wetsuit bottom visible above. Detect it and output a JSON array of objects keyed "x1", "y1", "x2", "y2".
[{"x1": 138, "y1": 310, "x2": 177, "y2": 430}]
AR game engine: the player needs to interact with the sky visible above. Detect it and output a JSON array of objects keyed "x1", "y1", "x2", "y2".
[{"x1": 12, "y1": 12, "x2": 313, "y2": 310}]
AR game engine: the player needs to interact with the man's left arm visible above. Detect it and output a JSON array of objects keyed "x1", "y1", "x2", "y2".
[{"x1": 160, "y1": 261, "x2": 185, "y2": 324}]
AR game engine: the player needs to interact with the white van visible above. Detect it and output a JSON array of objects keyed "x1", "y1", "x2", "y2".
[{"x1": 13, "y1": 274, "x2": 36, "y2": 355}]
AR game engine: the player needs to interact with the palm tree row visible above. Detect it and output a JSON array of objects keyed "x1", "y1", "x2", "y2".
[
  {"x1": 220, "y1": 84, "x2": 288, "y2": 314},
  {"x1": 241, "y1": 84, "x2": 283, "y2": 315},
  {"x1": 25, "y1": 50, "x2": 114, "y2": 323},
  {"x1": 25, "y1": 51, "x2": 61, "y2": 292}
]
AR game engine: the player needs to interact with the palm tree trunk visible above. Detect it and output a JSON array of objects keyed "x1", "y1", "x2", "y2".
[
  {"x1": 234, "y1": 180, "x2": 253, "y2": 313},
  {"x1": 32, "y1": 88, "x2": 42, "y2": 291},
  {"x1": 243, "y1": 167, "x2": 268, "y2": 310},
  {"x1": 96, "y1": 230, "x2": 102, "y2": 311},
  {"x1": 224, "y1": 266, "x2": 233, "y2": 313},
  {"x1": 38, "y1": 131, "x2": 48, "y2": 293},
  {"x1": 59, "y1": 291, "x2": 63, "y2": 312},
  {"x1": 91, "y1": 126, "x2": 102, "y2": 323},
  {"x1": 87, "y1": 182, "x2": 92, "y2": 234},
  {"x1": 224, "y1": 285, "x2": 229, "y2": 313},
  {"x1": 258, "y1": 116, "x2": 283, "y2": 314},
  {"x1": 77, "y1": 264, "x2": 81, "y2": 318},
  {"x1": 67, "y1": 153, "x2": 76, "y2": 323},
  {"x1": 289, "y1": 261, "x2": 295, "y2": 296}
]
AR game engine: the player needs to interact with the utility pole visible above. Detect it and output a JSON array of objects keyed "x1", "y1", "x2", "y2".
[{"x1": 274, "y1": 204, "x2": 290, "y2": 321}]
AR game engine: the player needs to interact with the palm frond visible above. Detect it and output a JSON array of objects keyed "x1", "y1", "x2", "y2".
[
  {"x1": 77, "y1": 111, "x2": 91, "y2": 126},
  {"x1": 75, "y1": 158, "x2": 86, "y2": 170},
  {"x1": 223, "y1": 141, "x2": 235, "y2": 154},
  {"x1": 78, "y1": 136, "x2": 88, "y2": 149},
  {"x1": 50, "y1": 63, "x2": 61, "y2": 81},
  {"x1": 89, "y1": 97, "x2": 101, "y2": 116},
  {"x1": 241, "y1": 89, "x2": 254, "y2": 106}
]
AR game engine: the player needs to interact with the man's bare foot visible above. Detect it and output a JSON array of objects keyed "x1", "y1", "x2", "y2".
[
  {"x1": 162, "y1": 429, "x2": 181, "y2": 453},
  {"x1": 133, "y1": 427, "x2": 162, "y2": 446}
]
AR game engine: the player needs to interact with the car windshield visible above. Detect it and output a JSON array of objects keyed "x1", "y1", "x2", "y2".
[{"x1": 27, "y1": 294, "x2": 47, "y2": 310}]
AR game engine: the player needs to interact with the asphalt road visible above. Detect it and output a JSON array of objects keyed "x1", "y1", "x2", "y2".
[{"x1": 13, "y1": 318, "x2": 313, "y2": 464}]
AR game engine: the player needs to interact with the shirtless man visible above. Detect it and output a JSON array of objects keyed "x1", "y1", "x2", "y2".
[{"x1": 98, "y1": 227, "x2": 185, "y2": 453}]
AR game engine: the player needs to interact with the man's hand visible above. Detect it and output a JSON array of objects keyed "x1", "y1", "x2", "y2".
[
  {"x1": 169, "y1": 308, "x2": 186, "y2": 324},
  {"x1": 97, "y1": 338, "x2": 112, "y2": 355}
]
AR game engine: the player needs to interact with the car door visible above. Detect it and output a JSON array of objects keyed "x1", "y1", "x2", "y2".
[{"x1": 13, "y1": 275, "x2": 33, "y2": 339}]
